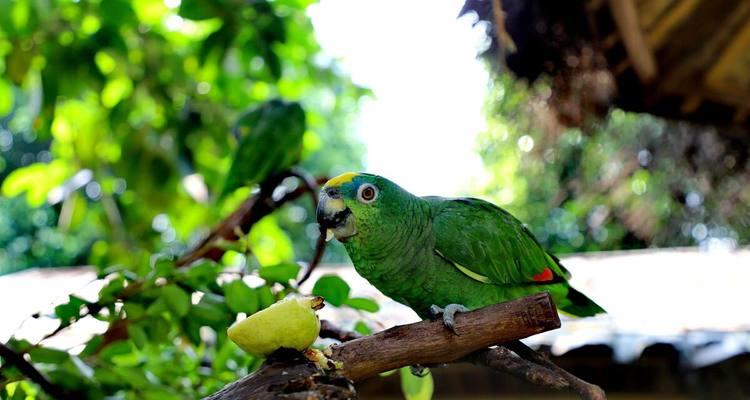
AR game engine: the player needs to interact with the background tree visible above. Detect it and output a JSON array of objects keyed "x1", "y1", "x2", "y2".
[
  {"x1": 476, "y1": 75, "x2": 750, "y2": 254},
  {"x1": 0, "y1": 0, "x2": 380, "y2": 398},
  {"x1": 0, "y1": 0, "x2": 364, "y2": 275}
]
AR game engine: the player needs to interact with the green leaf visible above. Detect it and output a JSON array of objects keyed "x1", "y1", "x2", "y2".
[
  {"x1": 179, "y1": 261, "x2": 220, "y2": 289},
  {"x1": 144, "y1": 316, "x2": 171, "y2": 344},
  {"x1": 221, "y1": 99, "x2": 306, "y2": 197},
  {"x1": 98, "y1": 341, "x2": 133, "y2": 361},
  {"x1": 179, "y1": 0, "x2": 218, "y2": 20},
  {"x1": 223, "y1": 279, "x2": 259, "y2": 314},
  {"x1": 162, "y1": 284, "x2": 191, "y2": 317},
  {"x1": 114, "y1": 366, "x2": 152, "y2": 388},
  {"x1": 190, "y1": 293, "x2": 233, "y2": 328},
  {"x1": 54, "y1": 295, "x2": 87, "y2": 325},
  {"x1": 248, "y1": 216, "x2": 294, "y2": 265},
  {"x1": 6, "y1": 338, "x2": 32, "y2": 353},
  {"x1": 259, "y1": 262, "x2": 300, "y2": 284},
  {"x1": 123, "y1": 302, "x2": 144, "y2": 319},
  {"x1": 28, "y1": 347, "x2": 70, "y2": 364},
  {"x1": 101, "y1": 75, "x2": 133, "y2": 108},
  {"x1": 98, "y1": 276, "x2": 125, "y2": 302},
  {"x1": 145, "y1": 297, "x2": 168, "y2": 316},
  {"x1": 151, "y1": 255, "x2": 176, "y2": 278},
  {"x1": 0, "y1": 79, "x2": 14, "y2": 116},
  {"x1": 344, "y1": 297, "x2": 379, "y2": 313},
  {"x1": 9, "y1": 382, "x2": 27, "y2": 400},
  {"x1": 181, "y1": 317, "x2": 202, "y2": 346},
  {"x1": 399, "y1": 367, "x2": 434, "y2": 400},
  {"x1": 353, "y1": 320, "x2": 372, "y2": 335},
  {"x1": 1, "y1": 161, "x2": 74, "y2": 206},
  {"x1": 79, "y1": 336, "x2": 104, "y2": 358},
  {"x1": 256, "y1": 285, "x2": 276, "y2": 310},
  {"x1": 50, "y1": 98, "x2": 107, "y2": 166},
  {"x1": 127, "y1": 324, "x2": 148, "y2": 349},
  {"x1": 312, "y1": 274, "x2": 350, "y2": 307}
]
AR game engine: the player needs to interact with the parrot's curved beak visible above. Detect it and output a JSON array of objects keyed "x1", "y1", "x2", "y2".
[{"x1": 317, "y1": 187, "x2": 357, "y2": 242}]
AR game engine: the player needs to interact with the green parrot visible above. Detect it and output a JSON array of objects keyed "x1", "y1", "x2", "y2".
[{"x1": 316, "y1": 172, "x2": 604, "y2": 332}]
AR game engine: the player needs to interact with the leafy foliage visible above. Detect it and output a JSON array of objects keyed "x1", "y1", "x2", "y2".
[
  {"x1": 399, "y1": 367, "x2": 434, "y2": 400},
  {"x1": 221, "y1": 99, "x2": 305, "y2": 197},
  {"x1": 0, "y1": 0, "x2": 385, "y2": 398},
  {"x1": 477, "y1": 75, "x2": 749, "y2": 253},
  {"x1": 312, "y1": 274, "x2": 350, "y2": 307},
  {"x1": 0, "y1": 0, "x2": 366, "y2": 274}
]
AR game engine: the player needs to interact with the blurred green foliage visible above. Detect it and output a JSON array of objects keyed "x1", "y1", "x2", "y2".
[
  {"x1": 0, "y1": 0, "x2": 365, "y2": 275},
  {"x1": 477, "y1": 75, "x2": 750, "y2": 253},
  {"x1": 0, "y1": 0, "x2": 380, "y2": 398}
]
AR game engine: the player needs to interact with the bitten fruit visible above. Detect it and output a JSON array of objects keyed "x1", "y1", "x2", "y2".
[{"x1": 228, "y1": 296, "x2": 324, "y2": 357}]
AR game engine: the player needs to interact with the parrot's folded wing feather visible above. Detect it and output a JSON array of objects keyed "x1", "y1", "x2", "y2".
[{"x1": 431, "y1": 197, "x2": 568, "y2": 285}]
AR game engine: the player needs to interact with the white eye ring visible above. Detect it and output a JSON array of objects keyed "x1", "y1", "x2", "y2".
[{"x1": 356, "y1": 183, "x2": 378, "y2": 203}]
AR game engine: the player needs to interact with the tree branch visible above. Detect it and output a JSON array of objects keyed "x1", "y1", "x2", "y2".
[
  {"x1": 0, "y1": 343, "x2": 77, "y2": 400},
  {"x1": 203, "y1": 293, "x2": 607, "y2": 400},
  {"x1": 176, "y1": 174, "x2": 327, "y2": 267},
  {"x1": 464, "y1": 346, "x2": 569, "y2": 390},
  {"x1": 319, "y1": 320, "x2": 361, "y2": 343},
  {"x1": 330, "y1": 292, "x2": 559, "y2": 381},
  {"x1": 296, "y1": 233, "x2": 326, "y2": 286},
  {"x1": 504, "y1": 341, "x2": 607, "y2": 400}
]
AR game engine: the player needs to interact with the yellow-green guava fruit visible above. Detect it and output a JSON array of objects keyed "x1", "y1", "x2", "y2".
[{"x1": 227, "y1": 296, "x2": 324, "y2": 357}]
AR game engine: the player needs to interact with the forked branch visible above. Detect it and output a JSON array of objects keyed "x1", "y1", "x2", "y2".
[{"x1": 204, "y1": 293, "x2": 606, "y2": 399}]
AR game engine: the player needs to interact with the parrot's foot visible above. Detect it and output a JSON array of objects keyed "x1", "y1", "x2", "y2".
[
  {"x1": 409, "y1": 364, "x2": 430, "y2": 377},
  {"x1": 429, "y1": 303, "x2": 470, "y2": 335}
]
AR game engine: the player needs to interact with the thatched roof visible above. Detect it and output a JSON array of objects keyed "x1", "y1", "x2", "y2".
[{"x1": 462, "y1": 0, "x2": 750, "y2": 133}]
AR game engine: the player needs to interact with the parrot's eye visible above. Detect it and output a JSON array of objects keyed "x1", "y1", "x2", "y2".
[{"x1": 357, "y1": 183, "x2": 378, "y2": 203}]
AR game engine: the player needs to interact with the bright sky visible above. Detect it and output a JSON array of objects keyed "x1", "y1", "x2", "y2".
[{"x1": 309, "y1": 0, "x2": 490, "y2": 196}]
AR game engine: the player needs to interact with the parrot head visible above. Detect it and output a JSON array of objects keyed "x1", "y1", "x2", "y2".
[{"x1": 316, "y1": 172, "x2": 412, "y2": 243}]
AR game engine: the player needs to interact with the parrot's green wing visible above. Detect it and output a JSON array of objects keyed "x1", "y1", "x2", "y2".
[{"x1": 430, "y1": 197, "x2": 569, "y2": 285}]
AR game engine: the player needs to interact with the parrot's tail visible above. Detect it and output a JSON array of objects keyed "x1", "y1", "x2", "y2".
[{"x1": 559, "y1": 287, "x2": 605, "y2": 317}]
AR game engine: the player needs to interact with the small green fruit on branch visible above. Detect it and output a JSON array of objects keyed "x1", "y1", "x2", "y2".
[{"x1": 227, "y1": 296, "x2": 324, "y2": 358}]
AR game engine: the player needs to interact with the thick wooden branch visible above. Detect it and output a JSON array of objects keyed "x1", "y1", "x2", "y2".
[
  {"x1": 205, "y1": 293, "x2": 585, "y2": 400},
  {"x1": 204, "y1": 350, "x2": 357, "y2": 400},
  {"x1": 330, "y1": 292, "x2": 559, "y2": 381}
]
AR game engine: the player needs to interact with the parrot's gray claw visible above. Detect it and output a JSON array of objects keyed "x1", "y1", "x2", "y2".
[
  {"x1": 429, "y1": 303, "x2": 470, "y2": 335},
  {"x1": 409, "y1": 364, "x2": 430, "y2": 377},
  {"x1": 429, "y1": 304, "x2": 443, "y2": 319}
]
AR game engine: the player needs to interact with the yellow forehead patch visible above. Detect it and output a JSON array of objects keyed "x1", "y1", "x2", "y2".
[{"x1": 325, "y1": 172, "x2": 359, "y2": 188}]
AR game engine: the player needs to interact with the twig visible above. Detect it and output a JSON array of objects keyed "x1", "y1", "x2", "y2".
[
  {"x1": 490, "y1": 0, "x2": 517, "y2": 53},
  {"x1": 288, "y1": 167, "x2": 321, "y2": 208},
  {"x1": 0, "y1": 343, "x2": 77, "y2": 400},
  {"x1": 176, "y1": 174, "x2": 327, "y2": 267},
  {"x1": 296, "y1": 233, "x2": 326, "y2": 286},
  {"x1": 319, "y1": 320, "x2": 361, "y2": 343},
  {"x1": 465, "y1": 346, "x2": 569, "y2": 390},
  {"x1": 505, "y1": 341, "x2": 607, "y2": 400},
  {"x1": 289, "y1": 169, "x2": 327, "y2": 286}
]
